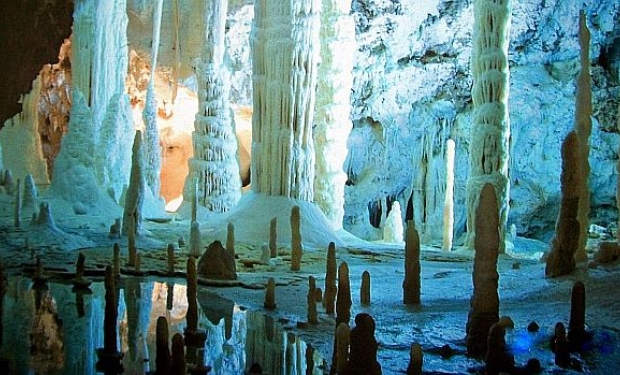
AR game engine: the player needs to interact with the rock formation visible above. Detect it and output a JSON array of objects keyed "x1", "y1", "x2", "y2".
[
  {"x1": 189, "y1": 220, "x2": 202, "y2": 258},
  {"x1": 568, "y1": 280, "x2": 587, "y2": 346},
  {"x1": 122, "y1": 130, "x2": 145, "y2": 236},
  {"x1": 72, "y1": 252, "x2": 92, "y2": 289},
  {"x1": 466, "y1": 183, "x2": 500, "y2": 357},
  {"x1": 361, "y1": 270, "x2": 371, "y2": 306},
  {"x1": 171, "y1": 333, "x2": 186, "y2": 375},
  {"x1": 269, "y1": 217, "x2": 277, "y2": 258},
  {"x1": 443, "y1": 139, "x2": 455, "y2": 251},
  {"x1": 226, "y1": 222, "x2": 236, "y2": 259},
  {"x1": 184, "y1": 256, "x2": 206, "y2": 347},
  {"x1": 324, "y1": 242, "x2": 338, "y2": 314},
  {"x1": 546, "y1": 131, "x2": 582, "y2": 277},
  {"x1": 551, "y1": 322, "x2": 571, "y2": 368},
  {"x1": 13, "y1": 178, "x2": 21, "y2": 228},
  {"x1": 466, "y1": 0, "x2": 512, "y2": 252},
  {"x1": 184, "y1": 0, "x2": 241, "y2": 212},
  {"x1": 574, "y1": 10, "x2": 593, "y2": 262},
  {"x1": 403, "y1": 220, "x2": 421, "y2": 305},
  {"x1": 383, "y1": 201, "x2": 404, "y2": 243},
  {"x1": 155, "y1": 316, "x2": 171, "y2": 375},
  {"x1": 307, "y1": 276, "x2": 318, "y2": 324},
  {"x1": 167, "y1": 243, "x2": 175, "y2": 275},
  {"x1": 484, "y1": 319, "x2": 514, "y2": 375},
  {"x1": 335, "y1": 323, "x2": 350, "y2": 374},
  {"x1": 336, "y1": 261, "x2": 352, "y2": 328},
  {"x1": 96, "y1": 266, "x2": 123, "y2": 371},
  {"x1": 407, "y1": 343, "x2": 423, "y2": 375},
  {"x1": 349, "y1": 313, "x2": 382, "y2": 375},
  {"x1": 313, "y1": 0, "x2": 355, "y2": 230},
  {"x1": 250, "y1": 0, "x2": 320, "y2": 200},
  {"x1": 197, "y1": 240, "x2": 237, "y2": 280},
  {"x1": 23, "y1": 174, "x2": 37, "y2": 210},
  {"x1": 291, "y1": 205, "x2": 303, "y2": 271},
  {"x1": 264, "y1": 277, "x2": 276, "y2": 309}
]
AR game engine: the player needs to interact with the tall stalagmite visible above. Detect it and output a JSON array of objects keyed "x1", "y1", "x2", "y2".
[
  {"x1": 142, "y1": 0, "x2": 164, "y2": 204},
  {"x1": 443, "y1": 139, "x2": 455, "y2": 252},
  {"x1": 324, "y1": 242, "x2": 338, "y2": 314},
  {"x1": 184, "y1": 0, "x2": 241, "y2": 212},
  {"x1": 466, "y1": 0, "x2": 512, "y2": 252},
  {"x1": 52, "y1": 0, "x2": 134, "y2": 207},
  {"x1": 251, "y1": 0, "x2": 321, "y2": 200},
  {"x1": 574, "y1": 10, "x2": 593, "y2": 262},
  {"x1": 122, "y1": 131, "x2": 145, "y2": 236},
  {"x1": 466, "y1": 183, "x2": 500, "y2": 358},
  {"x1": 403, "y1": 220, "x2": 421, "y2": 305},
  {"x1": 313, "y1": 0, "x2": 355, "y2": 230},
  {"x1": 546, "y1": 131, "x2": 582, "y2": 277}
]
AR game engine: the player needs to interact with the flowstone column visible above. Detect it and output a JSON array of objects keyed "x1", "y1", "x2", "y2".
[
  {"x1": 184, "y1": 0, "x2": 241, "y2": 212},
  {"x1": 313, "y1": 0, "x2": 356, "y2": 230},
  {"x1": 251, "y1": 0, "x2": 321, "y2": 200},
  {"x1": 465, "y1": 0, "x2": 512, "y2": 252}
]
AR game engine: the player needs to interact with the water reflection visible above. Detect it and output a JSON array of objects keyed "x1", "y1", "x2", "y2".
[{"x1": 0, "y1": 277, "x2": 323, "y2": 375}]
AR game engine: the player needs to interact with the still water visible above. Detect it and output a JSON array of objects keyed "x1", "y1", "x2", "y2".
[{"x1": 0, "y1": 277, "x2": 324, "y2": 375}]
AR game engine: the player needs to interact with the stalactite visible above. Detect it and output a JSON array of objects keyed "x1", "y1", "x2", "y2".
[
  {"x1": 313, "y1": 0, "x2": 356, "y2": 230},
  {"x1": 575, "y1": 10, "x2": 592, "y2": 262},
  {"x1": 466, "y1": 183, "x2": 500, "y2": 357},
  {"x1": 251, "y1": 0, "x2": 321, "y2": 200},
  {"x1": 466, "y1": 0, "x2": 512, "y2": 252},
  {"x1": 443, "y1": 139, "x2": 455, "y2": 251},
  {"x1": 184, "y1": 0, "x2": 241, "y2": 212}
]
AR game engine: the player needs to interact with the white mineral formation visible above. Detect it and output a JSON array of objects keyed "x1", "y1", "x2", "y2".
[
  {"x1": 184, "y1": 0, "x2": 241, "y2": 212},
  {"x1": 574, "y1": 11, "x2": 592, "y2": 262},
  {"x1": 313, "y1": 0, "x2": 356, "y2": 230},
  {"x1": 122, "y1": 131, "x2": 145, "y2": 236},
  {"x1": 466, "y1": 0, "x2": 512, "y2": 252},
  {"x1": 250, "y1": 0, "x2": 320, "y2": 200},
  {"x1": 23, "y1": 174, "x2": 38, "y2": 210},
  {"x1": 142, "y1": 0, "x2": 164, "y2": 204},
  {"x1": 383, "y1": 201, "x2": 404, "y2": 244},
  {"x1": 443, "y1": 139, "x2": 456, "y2": 252}
]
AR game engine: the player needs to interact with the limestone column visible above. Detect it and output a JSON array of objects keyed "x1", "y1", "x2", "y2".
[
  {"x1": 143, "y1": 0, "x2": 164, "y2": 202},
  {"x1": 313, "y1": 0, "x2": 356, "y2": 230},
  {"x1": 574, "y1": 10, "x2": 592, "y2": 262},
  {"x1": 251, "y1": 0, "x2": 321, "y2": 200},
  {"x1": 184, "y1": 0, "x2": 242, "y2": 212},
  {"x1": 465, "y1": 0, "x2": 512, "y2": 252}
]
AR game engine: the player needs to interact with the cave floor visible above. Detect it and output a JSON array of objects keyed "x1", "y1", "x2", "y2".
[{"x1": 1, "y1": 193, "x2": 620, "y2": 374}]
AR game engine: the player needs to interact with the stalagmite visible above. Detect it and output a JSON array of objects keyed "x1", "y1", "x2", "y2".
[
  {"x1": 568, "y1": 280, "x2": 587, "y2": 345},
  {"x1": 575, "y1": 10, "x2": 593, "y2": 262},
  {"x1": 313, "y1": 0, "x2": 355, "y2": 230},
  {"x1": 360, "y1": 270, "x2": 371, "y2": 306},
  {"x1": 122, "y1": 130, "x2": 145, "y2": 236},
  {"x1": 167, "y1": 243, "x2": 176, "y2": 275},
  {"x1": 189, "y1": 221, "x2": 203, "y2": 258},
  {"x1": 336, "y1": 262, "x2": 352, "y2": 328},
  {"x1": 307, "y1": 276, "x2": 318, "y2": 324},
  {"x1": 269, "y1": 217, "x2": 277, "y2": 258},
  {"x1": 291, "y1": 205, "x2": 303, "y2": 271},
  {"x1": 197, "y1": 240, "x2": 237, "y2": 280},
  {"x1": 128, "y1": 223, "x2": 138, "y2": 268},
  {"x1": 383, "y1": 201, "x2": 404, "y2": 243},
  {"x1": 546, "y1": 131, "x2": 582, "y2": 277},
  {"x1": 250, "y1": 0, "x2": 320, "y2": 200},
  {"x1": 466, "y1": 183, "x2": 500, "y2": 358},
  {"x1": 324, "y1": 242, "x2": 338, "y2": 314},
  {"x1": 3, "y1": 170, "x2": 13, "y2": 196},
  {"x1": 349, "y1": 313, "x2": 382, "y2": 375},
  {"x1": 23, "y1": 174, "x2": 37, "y2": 210},
  {"x1": 171, "y1": 333, "x2": 186, "y2": 375},
  {"x1": 335, "y1": 323, "x2": 350, "y2": 374},
  {"x1": 484, "y1": 319, "x2": 514, "y2": 375},
  {"x1": 142, "y1": 0, "x2": 164, "y2": 204},
  {"x1": 32, "y1": 202, "x2": 59, "y2": 232},
  {"x1": 407, "y1": 343, "x2": 423, "y2": 375},
  {"x1": 13, "y1": 178, "x2": 20, "y2": 228},
  {"x1": 226, "y1": 222, "x2": 236, "y2": 258},
  {"x1": 261, "y1": 244, "x2": 270, "y2": 264},
  {"x1": 443, "y1": 139, "x2": 455, "y2": 252},
  {"x1": 552, "y1": 322, "x2": 571, "y2": 368},
  {"x1": 466, "y1": 0, "x2": 512, "y2": 252},
  {"x1": 184, "y1": 0, "x2": 241, "y2": 212},
  {"x1": 264, "y1": 277, "x2": 277, "y2": 309},
  {"x1": 155, "y1": 316, "x2": 171, "y2": 375},
  {"x1": 403, "y1": 220, "x2": 421, "y2": 304}
]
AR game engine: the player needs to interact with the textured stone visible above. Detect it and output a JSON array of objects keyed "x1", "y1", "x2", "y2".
[{"x1": 197, "y1": 240, "x2": 237, "y2": 280}]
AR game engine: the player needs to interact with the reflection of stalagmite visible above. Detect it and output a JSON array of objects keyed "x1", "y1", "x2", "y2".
[
  {"x1": 171, "y1": 333, "x2": 186, "y2": 375},
  {"x1": 30, "y1": 289, "x2": 64, "y2": 374},
  {"x1": 466, "y1": 184, "x2": 500, "y2": 358},
  {"x1": 155, "y1": 316, "x2": 171, "y2": 375},
  {"x1": 546, "y1": 132, "x2": 581, "y2": 277},
  {"x1": 96, "y1": 266, "x2": 123, "y2": 372},
  {"x1": 184, "y1": 256, "x2": 206, "y2": 347},
  {"x1": 335, "y1": 323, "x2": 350, "y2": 374},
  {"x1": 466, "y1": 0, "x2": 512, "y2": 252}
]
